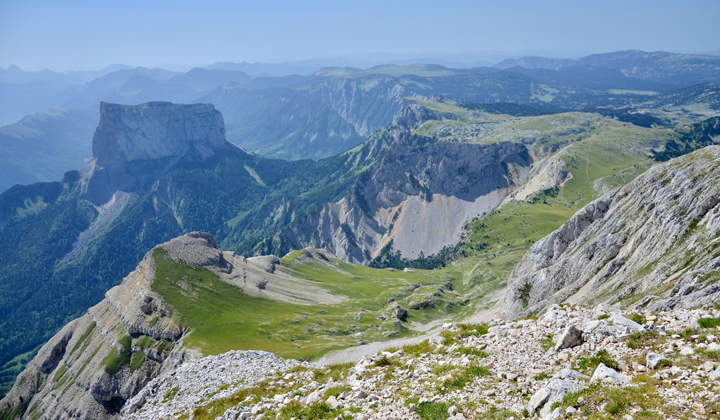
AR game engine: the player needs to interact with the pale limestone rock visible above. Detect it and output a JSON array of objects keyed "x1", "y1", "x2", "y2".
[
  {"x1": 501, "y1": 146, "x2": 720, "y2": 319},
  {"x1": 646, "y1": 353, "x2": 666, "y2": 370},
  {"x1": 590, "y1": 363, "x2": 630, "y2": 385},
  {"x1": 554, "y1": 325, "x2": 584, "y2": 352}
]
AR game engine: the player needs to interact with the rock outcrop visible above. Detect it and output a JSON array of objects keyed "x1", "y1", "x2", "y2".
[
  {"x1": 125, "y1": 305, "x2": 720, "y2": 420},
  {"x1": 82, "y1": 101, "x2": 235, "y2": 205},
  {"x1": 0, "y1": 232, "x2": 340, "y2": 420},
  {"x1": 501, "y1": 146, "x2": 720, "y2": 319},
  {"x1": 260, "y1": 100, "x2": 569, "y2": 264}
]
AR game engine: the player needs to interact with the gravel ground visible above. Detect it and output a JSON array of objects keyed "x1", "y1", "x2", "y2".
[{"x1": 123, "y1": 305, "x2": 720, "y2": 420}]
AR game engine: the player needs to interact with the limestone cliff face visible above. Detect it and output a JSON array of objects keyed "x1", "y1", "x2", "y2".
[
  {"x1": 283, "y1": 137, "x2": 530, "y2": 263},
  {"x1": 260, "y1": 101, "x2": 563, "y2": 264},
  {"x1": 501, "y1": 146, "x2": 720, "y2": 319},
  {"x1": 82, "y1": 102, "x2": 233, "y2": 205},
  {"x1": 92, "y1": 102, "x2": 226, "y2": 163}
]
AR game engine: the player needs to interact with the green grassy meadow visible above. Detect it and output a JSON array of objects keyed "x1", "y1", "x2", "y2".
[{"x1": 152, "y1": 249, "x2": 467, "y2": 360}]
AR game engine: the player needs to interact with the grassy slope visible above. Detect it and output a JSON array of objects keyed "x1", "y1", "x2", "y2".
[
  {"x1": 152, "y1": 112, "x2": 676, "y2": 362},
  {"x1": 152, "y1": 249, "x2": 466, "y2": 360},
  {"x1": 451, "y1": 114, "x2": 673, "y2": 297}
]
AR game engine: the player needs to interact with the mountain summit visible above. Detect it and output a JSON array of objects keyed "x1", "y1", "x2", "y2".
[{"x1": 82, "y1": 101, "x2": 233, "y2": 205}]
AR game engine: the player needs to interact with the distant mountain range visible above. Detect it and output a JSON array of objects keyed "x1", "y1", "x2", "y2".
[
  {"x1": 495, "y1": 49, "x2": 720, "y2": 85},
  {"x1": 0, "y1": 50, "x2": 718, "y2": 187}
]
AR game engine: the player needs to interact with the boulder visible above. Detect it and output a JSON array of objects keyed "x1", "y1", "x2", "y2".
[
  {"x1": 528, "y1": 370, "x2": 586, "y2": 417},
  {"x1": 590, "y1": 363, "x2": 630, "y2": 385},
  {"x1": 646, "y1": 353, "x2": 666, "y2": 370},
  {"x1": 554, "y1": 325, "x2": 584, "y2": 352},
  {"x1": 609, "y1": 314, "x2": 643, "y2": 333}
]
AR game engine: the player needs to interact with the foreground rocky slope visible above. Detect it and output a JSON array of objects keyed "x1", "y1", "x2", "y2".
[
  {"x1": 0, "y1": 232, "x2": 349, "y2": 420},
  {"x1": 501, "y1": 146, "x2": 720, "y2": 319},
  {"x1": 122, "y1": 305, "x2": 720, "y2": 420}
]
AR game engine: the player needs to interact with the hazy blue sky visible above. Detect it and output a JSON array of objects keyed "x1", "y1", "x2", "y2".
[{"x1": 1, "y1": 0, "x2": 719, "y2": 71}]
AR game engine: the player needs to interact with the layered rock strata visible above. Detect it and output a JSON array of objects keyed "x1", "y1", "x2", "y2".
[{"x1": 501, "y1": 146, "x2": 720, "y2": 319}]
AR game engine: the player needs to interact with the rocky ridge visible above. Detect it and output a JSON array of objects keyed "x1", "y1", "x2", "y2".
[
  {"x1": 123, "y1": 305, "x2": 720, "y2": 419},
  {"x1": 261, "y1": 100, "x2": 570, "y2": 264},
  {"x1": 0, "y1": 232, "x2": 342, "y2": 420},
  {"x1": 501, "y1": 145, "x2": 720, "y2": 319}
]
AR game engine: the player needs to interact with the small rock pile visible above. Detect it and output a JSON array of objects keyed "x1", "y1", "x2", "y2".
[{"x1": 123, "y1": 305, "x2": 720, "y2": 420}]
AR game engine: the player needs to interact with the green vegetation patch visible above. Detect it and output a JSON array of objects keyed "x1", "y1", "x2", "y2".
[
  {"x1": 130, "y1": 352, "x2": 145, "y2": 371},
  {"x1": 152, "y1": 248, "x2": 466, "y2": 360},
  {"x1": 576, "y1": 349, "x2": 619, "y2": 375},
  {"x1": 163, "y1": 386, "x2": 180, "y2": 403},
  {"x1": 439, "y1": 365, "x2": 492, "y2": 391},
  {"x1": 323, "y1": 384, "x2": 352, "y2": 399},
  {"x1": 457, "y1": 323, "x2": 490, "y2": 337},
  {"x1": 402, "y1": 340, "x2": 434, "y2": 357},
  {"x1": 243, "y1": 164, "x2": 267, "y2": 187},
  {"x1": 557, "y1": 375, "x2": 663, "y2": 418},
  {"x1": 313, "y1": 363, "x2": 352, "y2": 383},
  {"x1": 103, "y1": 335, "x2": 132, "y2": 375},
  {"x1": 540, "y1": 334, "x2": 555, "y2": 352},
  {"x1": 276, "y1": 401, "x2": 338, "y2": 420},
  {"x1": 627, "y1": 313, "x2": 646, "y2": 325},
  {"x1": 627, "y1": 331, "x2": 664, "y2": 350},
  {"x1": 69, "y1": 322, "x2": 96, "y2": 356},
  {"x1": 136, "y1": 335, "x2": 153, "y2": 350},
  {"x1": 0, "y1": 401, "x2": 28, "y2": 420},
  {"x1": 416, "y1": 401, "x2": 451, "y2": 420},
  {"x1": 190, "y1": 375, "x2": 313, "y2": 420},
  {"x1": 76, "y1": 344, "x2": 102, "y2": 377},
  {"x1": 698, "y1": 317, "x2": 720, "y2": 329},
  {"x1": 15, "y1": 196, "x2": 49, "y2": 218},
  {"x1": 439, "y1": 323, "x2": 490, "y2": 347},
  {"x1": 52, "y1": 365, "x2": 68, "y2": 383}
]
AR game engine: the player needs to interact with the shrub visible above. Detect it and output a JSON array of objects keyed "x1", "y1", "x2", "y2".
[
  {"x1": 417, "y1": 402, "x2": 450, "y2": 420},
  {"x1": 698, "y1": 317, "x2": 720, "y2": 329},
  {"x1": 627, "y1": 331, "x2": 660, "y2": 349},
  {"x1": 628, "y1": 313, "x2": 646, "y2": 325},
  {"x1": 577, "y1": 349, "x2": 618, "y2": 374}
]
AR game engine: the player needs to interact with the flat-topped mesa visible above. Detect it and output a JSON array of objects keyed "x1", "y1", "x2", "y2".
[
  {"x1": 82, "y1": 102, "x2": 232, "y2": 205},
  {"x1": 93, "y1": 101, "x2": 226, "y2": 163}
]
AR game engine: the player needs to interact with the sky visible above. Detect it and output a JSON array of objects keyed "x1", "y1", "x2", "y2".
[{"x1": 1, "y1": 0, "x2": 719, "y2": 71}]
